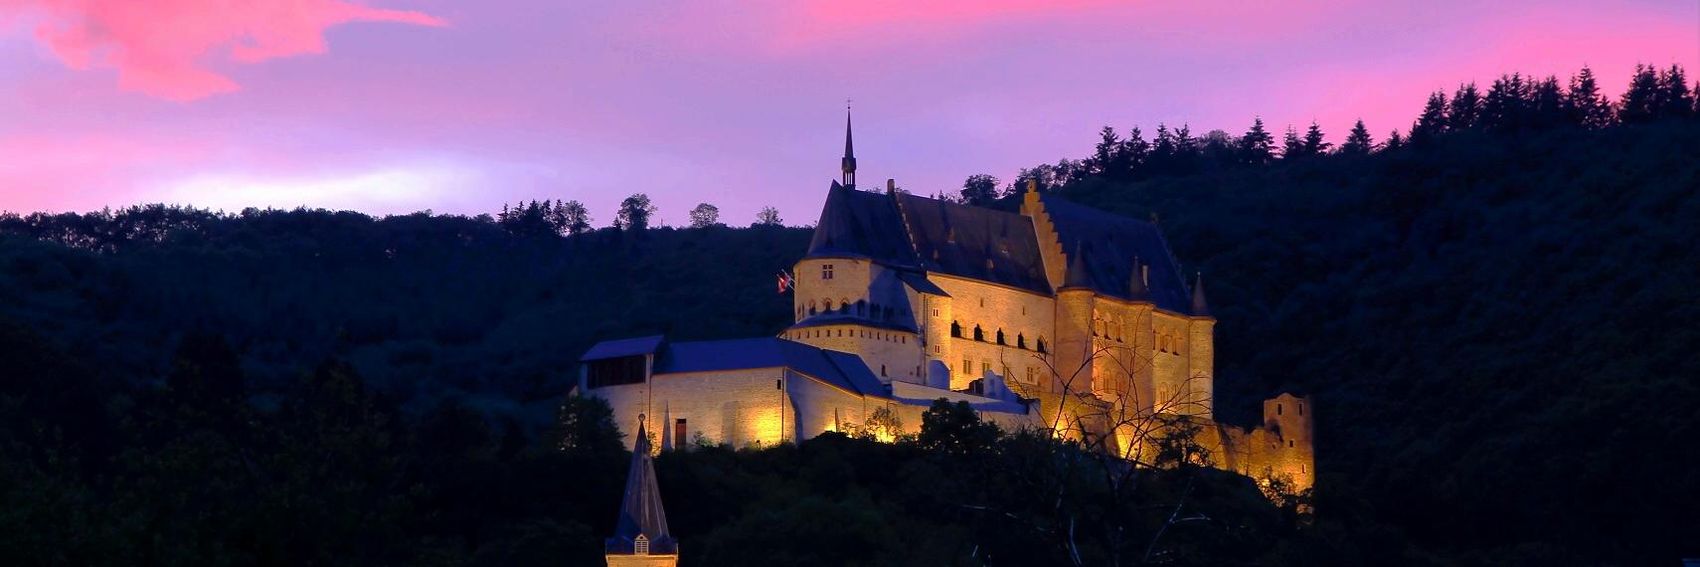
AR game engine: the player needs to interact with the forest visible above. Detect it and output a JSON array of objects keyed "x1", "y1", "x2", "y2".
[{"x1": 1, "y1": 63, "x2": 1696, "y2": 565}]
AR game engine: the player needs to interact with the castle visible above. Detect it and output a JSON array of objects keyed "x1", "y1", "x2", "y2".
[{"x1": 579, "y1": 112, "x2": 1314, "y2": 504}]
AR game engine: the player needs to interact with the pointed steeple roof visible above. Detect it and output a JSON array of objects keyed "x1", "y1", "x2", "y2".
[
  {"x1": 840, "y1": 107, "x2": 857, "y2": 188},
  {"x1": 607, "y1": 416, "x2": 676, "y2": 555},
  {"x1": 1191, "y1": 272, "x2": 1211, "y2": 317},
  {"x1": 1061, "y1": 244, "x2": 1093, "y2": 290}
]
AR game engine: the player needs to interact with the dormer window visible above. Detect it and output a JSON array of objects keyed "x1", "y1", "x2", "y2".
[
  {"x1": 822, "y1": 264, "x2": 835, "y2": 280},
  {"x1": 634, "y1": 534, "x2": 650, "y2": 555}
]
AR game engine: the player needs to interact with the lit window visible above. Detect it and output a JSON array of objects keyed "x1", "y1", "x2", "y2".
[
  {"x1": 634, "y1": 535, "x2": 650, "y2": 555},
  {"x1": 981, "y1": 361, "x2": 991, "y2": 374},
  {"x1": 962, "y1": 358, "x2": 972, "y2": 375},
  {"x1": 822, "y1": 264, "x2": 834, "y2": 280}
]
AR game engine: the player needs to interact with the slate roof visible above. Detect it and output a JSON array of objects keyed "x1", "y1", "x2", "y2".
[
  {"x1": 580, "y1": 335, "x2": 666, "y2": 362},
  {"x1": 897, "y1": 271, "x2": 949, "y2": 296},
  {"x1": 654, "y1": 337, "x2": 887, "y2": 397},
  {"x1": 802, "y1": 183, "x2": 1201, "y2": 314},
  {"x1": 607, "y1": 419, "x2": 677, "y2": 555},
  {"x1": 1037, "y1": 194, "x2": 1193, "y2": 313}
]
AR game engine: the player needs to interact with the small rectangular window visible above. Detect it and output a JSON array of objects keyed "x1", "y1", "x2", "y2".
[
  {"x1": 962, "y1": 358, "x2": 972, "y2": 375},
  {"x1": 675, "y1": 419, "x2": 687, "y2": 448},
  {"x1": 981, "y1": 361, "x2": 991, "y2": 374},
  {"x1": 822, "y1": 264, "x2": 835, "y2": 280}
]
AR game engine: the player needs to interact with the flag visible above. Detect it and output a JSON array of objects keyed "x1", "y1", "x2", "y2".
[{"x1": 776, "y1": 270, "x2": 795, "y2": 293}]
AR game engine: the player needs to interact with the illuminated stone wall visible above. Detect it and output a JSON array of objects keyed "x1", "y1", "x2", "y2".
[
  {"x1": 605, "y1": 554, "x2": 678, "y2": 567},
  {"x1": 592, "y1": 368, "x2": 794, "y2": 450}
]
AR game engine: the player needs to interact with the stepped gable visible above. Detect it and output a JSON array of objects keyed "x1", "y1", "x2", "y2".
[
  {"x1": 895, "y1": 192, "x2": 1051, "y2": 294},
  {"x1": 1039, "y1": 194, "x2": 1192, "y2": 313},
  {"x1": 804, "y1": 182, "x2": 916, "y2": 265}
]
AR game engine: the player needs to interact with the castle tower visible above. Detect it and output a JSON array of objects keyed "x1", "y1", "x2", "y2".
[
  {"x1": 605, "y1": 417, "x2": 678, "y2": 567},
  {"x1": 1185, "y1": 272, "x2": 1216, "y2": 419},
  {"x1": 840, "y1": 107, "x2": 857, "y2": 189}
]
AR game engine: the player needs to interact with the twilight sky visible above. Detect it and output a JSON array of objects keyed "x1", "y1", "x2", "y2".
[{"x1": 1, "y1": 1, "x2": 1696, "y2": 225}]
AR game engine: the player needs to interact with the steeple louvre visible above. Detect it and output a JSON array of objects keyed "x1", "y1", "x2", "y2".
[{"x1": 841, "y1": 107, "x2": 857, "y2": 189}]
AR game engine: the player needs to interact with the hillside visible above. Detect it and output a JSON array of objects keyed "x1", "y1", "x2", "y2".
[{"x1": 2, "y1": 106, "x2": 1698, "y2": 563}]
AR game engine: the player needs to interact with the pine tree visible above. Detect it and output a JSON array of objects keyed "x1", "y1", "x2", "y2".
[
  {"x1": 1657, "y1": 64, "x2": 1694, "y2": 119},
  {"x1": 1482, "y1": 73, "x2": 1531, "y2": 131},
  {"x1": 1280, "y1": 125, "x2": 1304, "y2": 160},
  {"x1": 1448, "y1": 83, "x2": 1482, "y2": 130},
  {"x1": 1384, "y1": 129, "x2": 1404, "y2": 151},
  {"x1": 1120, "y1": 126, "x2": 1150, "y2": 177},
  {"x1": 1089, "y1": 126, "x2": 1124, "y2": 178},
  {"x1": 1565, "y1": 66, "x2": 1615, "y2": 129},
  {"x1": 1530, "y1": 75, "x2": 1565, "y2": 129},
  {"x1": 1150, "y1": 124, "x2": 1177, "y2": 174},
  {"x1": 1411, "y1": 91, "x2": 1448, "y2": 144},
  {"x1": 1237, "y1": 117, "x2": 1274, "y2": 165},
  {"x1": 1619, "y1": 63, "x2": 1661, "y2": 123},
  {"x1": 1301, "y1": 121, "x2": 1331, "y2": 156},
  {"x1": 1340, "y1": 119, "x2": 1374, "y2": 156}
]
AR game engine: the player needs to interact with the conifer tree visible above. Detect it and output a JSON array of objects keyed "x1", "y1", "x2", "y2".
[
  {"x1": 1120, "y1": 126, "x2": 1150, "y2": 177},
  {"x1": 1236, "y1": 117, "x2": 1274, "y2": 165},
  {"x1": 1482, "y1": 73, "x2": 1531, "y2": 131},
  {"x1": 1150, "y1": 124, "x2": 1177, "y2": 174},
  {"x1": 1384, "y1": 129, "x2": 1404, "y2": 151},
  {"x1": 1565, "y1": 66, "x2": 1615, "y2": 128},
  {"x1": 1619, "y1": 63, "x2": 1661, "y2": 123},
  {"x1": 1410, "y1": 91, "x2": 1448, "y2": 143},
  {"x1": 1657, "y1": 64, "x2": 1694, "y2": 119},
  {"x1": 1340, "y1": 120, "x2": 1374, "y2": 155},
  {"x1": 1447, "y1": 83, "x2": 1482, "y2": 130},
  {"x1": 1530, "y1": 75, "x2": 1565, "y2": 129},
  {"x1": 1089, "y1": 126, "x2": 1124, "y2": 177},
  {"x1": 1280, "y1": 125, "x2": 1304, "y2": 160},
  {"x1": 1301, "y1": 121, "x2": 1330, "y2": 156}
]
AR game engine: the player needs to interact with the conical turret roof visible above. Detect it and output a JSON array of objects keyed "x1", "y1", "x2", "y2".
[{"x1": 1061, "y1": 244, "x2": 1093, "y2": 290}]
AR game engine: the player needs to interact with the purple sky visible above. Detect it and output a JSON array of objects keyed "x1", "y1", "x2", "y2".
[{"x1": 2, "y1": 1, "x2": 1696, "y2": 225}]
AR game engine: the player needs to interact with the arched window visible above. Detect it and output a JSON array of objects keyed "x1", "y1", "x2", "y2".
[
  {"x1": 995, "y1": 329, "x2": 1006, "y2": 345},
  {"x1": 808, "y1": 301, "x2": 817, "y2": 316},
  {"x1": 1017, "y1": 333, "x2": 1027, "y2": 349},
  {"x1": 839, "y1": 300, "x2": 850, "y2": 314},
  {"x1": 1037, "y1": 337, "x2": 1048, "y2": 354},
  {"x1": 856, "y1": 299, "x2": 867, "y2": 316},
  {"x1": 973, "y1": 325, "x2": 985, "y2": 341},
  {"x1": 951, "y1": 321, "x2": 962, "y2": 338}
]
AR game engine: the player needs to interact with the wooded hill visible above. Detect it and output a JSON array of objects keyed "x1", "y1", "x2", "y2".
[{"x1": 1, "y1": 64, "x2": 1695, "y2": 564}]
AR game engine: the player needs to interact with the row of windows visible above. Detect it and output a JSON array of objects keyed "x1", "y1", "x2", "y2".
[
  {"x1": 958, "y1": 357, "x2": 1041, "y2": 385},
  {"x1": 948, "y1": 321, "x2": 1048, "y2": 353},
  {"x1": 785, "y1": 328, "x2": 909, "y2": 344},
  {"x1": 799, "y1": 298, "x2": 907, "y2": 322}
]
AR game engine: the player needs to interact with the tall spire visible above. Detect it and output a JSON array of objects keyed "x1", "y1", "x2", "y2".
[
  {"x1": 606, "y1": 415, "x2": 677, "y2": 563},
  {"x1": 841, "y1": 102, "x2": 857, "y2": 189}
]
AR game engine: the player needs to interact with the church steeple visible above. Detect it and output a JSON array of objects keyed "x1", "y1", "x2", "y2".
[
  {"x1": 841, "y1": 105, "x2": 857, "y2": 189},
  {"x1": 605, "y1": 415, "x2": 677, "y2": 566}
]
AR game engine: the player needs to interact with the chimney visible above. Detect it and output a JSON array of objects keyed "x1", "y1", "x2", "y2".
[{"x1": 886, "y1": 178, "x2": 896, "y2": 194}]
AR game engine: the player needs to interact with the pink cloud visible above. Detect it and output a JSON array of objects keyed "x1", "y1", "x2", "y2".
[{"x1": 6, "y1": 0, "x2": 444, "y2": 101}]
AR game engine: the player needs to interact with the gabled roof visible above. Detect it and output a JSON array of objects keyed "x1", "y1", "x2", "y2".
[
  {"x1": 608, "y1": 419, "x2": 677, "y2": 555},
  {"x1": 896, "y1": 193, "x2": 1051, "y2": 294},
  {"x1": 653, "y1": 337, "x2": 886, "y2": 397},
  {"x1": 805, "y1": 183, "x2": 916, "y2": 264},
  {"x1": 580, "y1": 335, "x2": 665, "y2": 362},
  {"x1": 1039, "y1": 194, "x2": 1193, "y2": 313}
]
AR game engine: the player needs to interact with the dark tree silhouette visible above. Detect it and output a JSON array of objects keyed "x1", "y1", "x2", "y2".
[
  {"x1": 1620, "y1": 63, "x2": 1662, "y2": 123},
  {"x1": 1237, "y1": 117, "x2": 1274, "y2": 165},
  {"x1": 754, "y1": 206, "x2": 783, "y2": 226},
  {"x1": 688, "y1": 203, "x2": 722, "y2": 229},
  {"x1": 960, "y1": 174, "x2": 1001, "y2": 206},
  {"x1": 615, "y1": 194, "x2": 657, "y2": 230},
  {"x1": 1565, "y1": 66, "x2": 1615, "y2": 129},
  {"x1": 1448, "y1": 82, "x2": 1483, "y2": 130},
  {"x1": 1340, "y1": 119, "x2": 1374, "y2": 155},
  {"x1": 1411, "y1": 91, "x2": 1448, "y2": 143}
]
